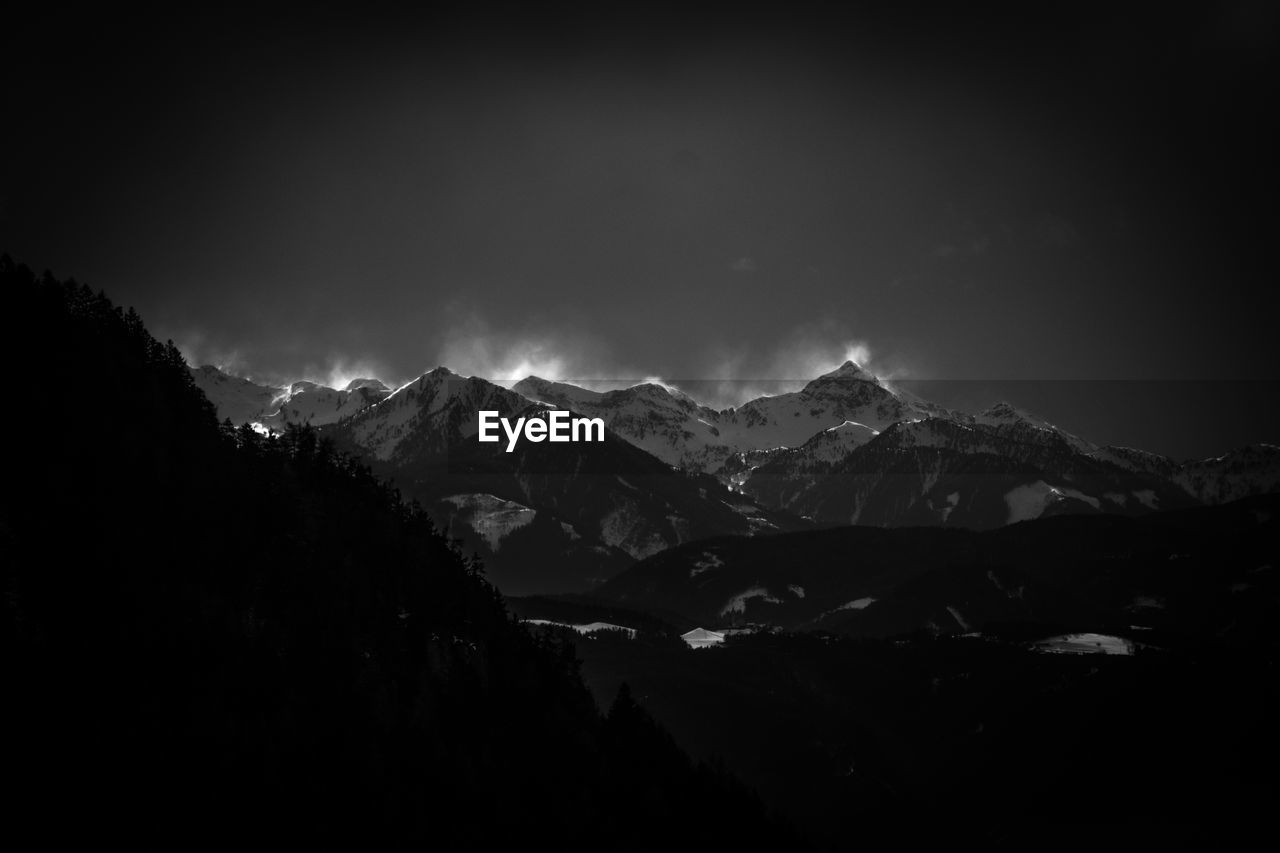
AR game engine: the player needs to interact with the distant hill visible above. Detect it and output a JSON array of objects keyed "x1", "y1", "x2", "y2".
[{"x1": 594, "y1": 493, "x2": 1280, "y2": 644}]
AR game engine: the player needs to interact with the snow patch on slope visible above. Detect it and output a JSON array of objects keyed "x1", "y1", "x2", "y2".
[
  {"x1": 1005, "y1": 481, "x2": 1056, "y2": 524},
  {"x1": 720, "y1": 587, "x2": 784, "y2": 616},
  {"x1": 691, "y1": 552, "x2": 723, "y2": 577}
]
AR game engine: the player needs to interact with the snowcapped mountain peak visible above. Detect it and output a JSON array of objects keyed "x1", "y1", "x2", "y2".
[
  {"x1": 620, "y1": 379, "x2": 700, "y2": 405},
  {"x1": 385, "y1": 366, "x2": 456, "y2": 397},
  {"x1": 625, "y1": 381, "x2": 681, "y2": 400},
  {"x1": 812, "y1": 360, "x2": 879, "y2": 384},
  {"x1": 797, "y1": 362, "x2": 894, "y2": 404},
  {"x1": 512, "y1": 376, "x2": 605, "y2": 407},
  {"x1": 344, "y1": 378, "x2": 388, "y2": 392},
  {"x1": 190, "y1": 364, "x2": 393, "y2": 433},
  {"x1": 330, "y1": 369, "x2": 537, "y2": 460},
  {"x1": 498, "y1": 362, "x2": 937, "y2": 475}
]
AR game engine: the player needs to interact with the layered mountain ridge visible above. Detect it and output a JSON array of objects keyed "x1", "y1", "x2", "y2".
[
  {"x1": 192, "y1": 359, "x2": 1280, "y2": 592},
  {"x1": 592, "y1": 494, "x2": 1280, "y2": 641},
  {"x1": 514, "y1": 361, "x2": 943, "y2": 475},
  {"x1": 197, "y1": 364, "x2": 802, "y2": 594},
  {"x1": 191, "y1": 365, "x2": 392, "y2": 433}
]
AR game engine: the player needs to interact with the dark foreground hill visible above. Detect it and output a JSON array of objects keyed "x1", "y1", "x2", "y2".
[
  {"x1": 596, "y1": 494, "x2": 1280, "y2": 644},
  {"x1": 567, "y1": 627, "x2": 1280, "y2": 849},
  {"x1": 0, "y1": 257, "x2": 798, "y2": 847}
]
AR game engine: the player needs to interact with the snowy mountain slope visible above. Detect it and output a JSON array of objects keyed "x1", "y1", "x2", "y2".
[
  {"x1": 514, "y1": 376, "x2": 731, "y2": 472},
  {"x1": 189, "y1": 365, "x2": 390, "y2": 430},
  {"x1": 709, "y1": 362, "x2": 938, "y2": 457},
  {"x1": 189, "y1": 364, "x2": 803, "y2": 590},
  {"x1": 339, "y1": 367, "x2": 529, "y2": 461},
  {"x1": 189, "y1": 365, "x2": 281, "y2": 426},
  {"x1": 260, "y1": 378, "x2": 390, "y2": 430},
  {"x1": 332, "y1": 380, "x2": 801, "y2": 555},
  {"x1": 318, "y1": 368, "x2": 806, "y2": 592},
  {"x1": 194, "y1": 360, "x2": 1279, "y2": 560},
  {"x1": 510, "y1": 376, "x2": 606, "y2": 408},
  {"x1": 728, "y1": 389, "x2": 1277, "y2": 528},
  {"x1": 516, "y1": 366, "x2": 1280, "y2": 530},
  {"x1": 746, "y1": 415, "x2": 1195, "y2": 528},
  {"x1": 511, "y1": 360, "x2": 942, "y2": 475}
]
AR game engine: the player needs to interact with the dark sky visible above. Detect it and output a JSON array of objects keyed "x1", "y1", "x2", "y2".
[{"x1": 5, "y1": 2, "x2": 1278, "y2": 455}]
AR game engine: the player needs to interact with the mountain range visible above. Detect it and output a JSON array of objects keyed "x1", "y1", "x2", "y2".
[
  {"x1": 19, "y1": 253, "x2": 1275, "y2": 839},
  {"x1": 193, "y1": 359, "x2": 1280, "y2": 594}
]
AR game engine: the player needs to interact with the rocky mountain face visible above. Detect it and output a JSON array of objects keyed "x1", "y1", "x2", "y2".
[
  {"x1": 1089, "y1": 441, "x2": 1280, "y2": 505},
  {"x1": 1172, "y1": 444, "x2": 1280, "y2": 504}
]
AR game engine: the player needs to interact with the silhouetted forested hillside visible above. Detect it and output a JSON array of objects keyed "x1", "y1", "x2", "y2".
[{"x1": 0, "y1": 256, "x2": 797, "y2": 846}]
